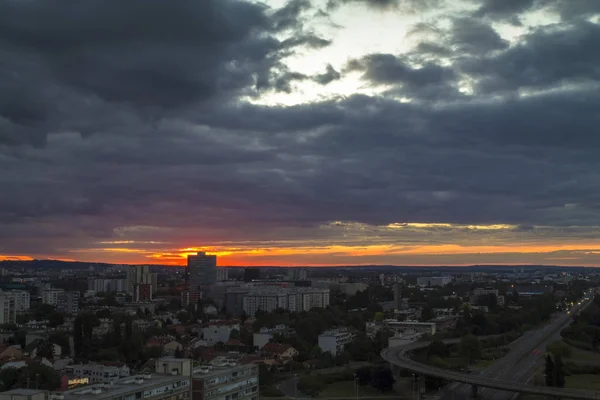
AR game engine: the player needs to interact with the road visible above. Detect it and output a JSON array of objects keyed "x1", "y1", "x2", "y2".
[{"x1": 382, "y1": 294, "x2": 598, "y2": 399}]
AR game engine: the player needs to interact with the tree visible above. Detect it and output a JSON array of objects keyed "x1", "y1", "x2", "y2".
[
  {"x1": 459, "y1": 334, "x2": 482, "y2": 364},
  {"x1": 355, "y1": 366, "x2": 372, "y2": 386},
  {"x1": 48, "y1": 312, "x2": 65, "y2": 328},
  {"x1": 176, "y1": 311, "x2": 190, "y2": 325},
  {"x1": 229, "y1": 329, "x2": 240, "y2": 341},
  {"x1": 554, "y1": 355, "x2": 566, "y2": 388},
  {"x1": 370, "y1": 366, "x2": 395, "y2": 392},
  {"x1": 420, "y1": 305, "x2": 435, "y2": 322},
  {"x1": 374, "y1": 312, "x2": 385, "y2": 322},
  {"x1": 547, "y1": 341, "x2": 572, "y2": 359},
  {"x1": 427, "y1": 340, "x2": 449, "y2": 360},
  {"x1": 545, "y1": 355, "x2": 555, "y2": 387},
  {"x1": 36, "y1": 340, "x2": 55, "y2": 359}
]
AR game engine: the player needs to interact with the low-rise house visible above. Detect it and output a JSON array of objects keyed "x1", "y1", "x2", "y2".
[
  {"x1": 202, "y1": 320, "x2": 240, "y2": 343},
  {"x1": 0, "y1": 345, "x2": 23, "y2": 362},
  {"x1": 260, "y1": 343, "x2": 298, "y2": 362},
  {"x1": 163, "y1": 341, "x2": 183, "y2": 356},
  {"x1": 253, "y1": 325, "x2": 295, "y2": 349}
]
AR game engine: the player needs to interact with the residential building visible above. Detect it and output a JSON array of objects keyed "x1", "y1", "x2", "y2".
[
  {"x1": 225, "y1": 288, "x2": 250, "y2": 316},
  {"x1": 133, "y1": 283, "x2": 152, "y2": 302},
  {"x1": 126, "y1": 265, "x2": 153, "y2": 294},
  {"x1": 470, "y1": 287, "x2": 505, "y2": 306},
  {"x1": 260, "y1": 343, "x2": 298, "y2": 361},
  {"x1": 191, "y1": 360, "x2": 258, "y2": 400},
  {"x1": 65, "y1": 363, "x2": 130, "y2": 384},
  {"x1": 253, "y1": 325, "x2": 295, "y2": 349},
  {"x1": 187, "y1": 252, "x2": 217, "y2": 291},
  {"x1": 416, "y1": 276, "x2": 452, "y2": 287},
  {"x1": 88, "y1": 278, "x2": 128, "y2": 293},
  {"x1": 203, "y1": 321, "x2": 241, "y2": 343},
  {"x1": 242, "y1": 287, "x2": 330, "y2": 316},
  {"x1": 0, "y1": 389, "x2": 47, "y2": 400},
  {"x1": 4, "y1": 290, "x2": 30, "y2": 313},
  {"x1": 0, "y1": 292, "x2": 16, "y2": 324},
  {"x1": 217, "y1": 268, "x2": 229, "y2": 282},
  {"x1": 366, "y1": 320, "x2": 436, "y2": 337},
  {"x1": 318, "y1": 328, "x2": 355, "y2": 356},
  {"x1": 287, "y1": 268, "x2": 308, "y2": 280},
  {"x1": 42, "y1": 288, "x2": 64, "y2": 306},
  {"x1": 57, "y1": 291, "x2": 79, "y2": 315},
  {"x1": 61, "y1": 373, "x2": 190, "y2": 400}
]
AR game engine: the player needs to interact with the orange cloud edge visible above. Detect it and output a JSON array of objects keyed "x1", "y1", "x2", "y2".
[{"x1": 4, "y1": 242, "x2": 600, "y2": 267}]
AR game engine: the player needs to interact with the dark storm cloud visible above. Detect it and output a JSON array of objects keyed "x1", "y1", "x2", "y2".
[
  {"x1": 462, "y1": 21, "x2": 600, "y2": 94},
  {"x1": 0, "y1": 0, "x2": 331, "y2": 147},
  {"x1": 347, "y1": 54, "x2": 460, "y2": 100},
  {"x1": 2, "y1": 0, "x2": 600, "y2": 259},
  {"x1": 474, "y1": 0, "x2": 539, "y2": 19}
]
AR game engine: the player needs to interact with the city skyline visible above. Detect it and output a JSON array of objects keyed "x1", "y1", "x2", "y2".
[{"x1": 2, "y1": 1, "x2": 600, "y2": 267}]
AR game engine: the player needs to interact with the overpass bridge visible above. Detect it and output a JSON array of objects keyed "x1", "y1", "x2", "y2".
[{"x1": 382, "y1": 295, "x2": 599, "y2": 400}]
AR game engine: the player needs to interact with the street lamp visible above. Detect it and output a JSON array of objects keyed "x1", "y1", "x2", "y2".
[{"x1": 294, "y1": 374, "x2": 298, "y2": 400}]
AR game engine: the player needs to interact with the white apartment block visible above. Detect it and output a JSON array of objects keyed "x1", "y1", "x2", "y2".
[
  {"x1": 65, "y1": 364, "x2": 130, "y2": 384},
  {"x1": 42, "y1": 288, "x2": 64, "y2": 306},
  {"x1": 416, "y1": 276, "x2": 452, "y2": 287},
  {"x1": 242, "y1": 288, "x2": 330, "y2": 316},
  {"x1": 88, "y1": 278, "x2": 128, "y2": 293},
  {"x1": 318, "y1": 328, "x2": 355, "y2": 356},
  {"x1": 4, "y1": 291, "x2": 30, "y2": 313},
  {"x1": 203, "y1": 321, "x2": 241, "y2": 343}
]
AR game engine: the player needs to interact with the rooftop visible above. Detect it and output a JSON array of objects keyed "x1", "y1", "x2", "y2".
[
  {"x1": 0, "y1": 389, "x2": 47, "y2": 396},
  {"x1": 193, "y1": 360, "x2": 257, "y2": 380},
  {"x1": 62, "y1": 374, "x2": 188, "y2": 400}
]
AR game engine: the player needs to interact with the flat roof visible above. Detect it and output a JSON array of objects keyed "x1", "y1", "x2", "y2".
[
  {"x1": 0, "y1": 389, "x2": 47, "y2": 395},
  {"x1": 62, "y1": 374, "x2": 188, "y2": 400},
  {"x1": 193, "y1": 362, "x2": 256, "y2": 380}
]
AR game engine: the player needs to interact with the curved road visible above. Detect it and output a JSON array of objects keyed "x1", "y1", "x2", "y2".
[{"x1": 382, "y1": 295, "x2": 599, "y2": 400}]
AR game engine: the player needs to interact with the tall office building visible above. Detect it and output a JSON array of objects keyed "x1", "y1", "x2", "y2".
[{"x1": 187, "y1": 252, "x2": 217, "y2": 291}]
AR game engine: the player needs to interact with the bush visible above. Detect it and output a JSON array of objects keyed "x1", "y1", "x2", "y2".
[
  {"x1": 547, "y1": 341, "x2": 572, "y2": 358},
  {"x1": 298, "y1": 376, "x2": 326, "y2": 397},
  {"x1": 260, "y1": 387, "x2": 285, "y2": 397}
]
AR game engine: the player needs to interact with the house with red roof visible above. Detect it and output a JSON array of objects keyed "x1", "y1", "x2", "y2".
[{"x1": 260, "y1": 343, "x2": 298, "y2": 362}]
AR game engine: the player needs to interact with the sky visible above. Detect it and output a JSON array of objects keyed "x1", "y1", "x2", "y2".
[{"x1": 2, "y1": 0, "x2": 600, "y2": 267}]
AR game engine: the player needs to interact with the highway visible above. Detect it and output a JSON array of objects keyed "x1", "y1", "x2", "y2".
[{"x1": 382, "y1": 293, "x2": 599, "y2": 399}]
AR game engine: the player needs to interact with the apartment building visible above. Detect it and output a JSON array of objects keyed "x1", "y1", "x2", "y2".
[
  {"x1": 0, "y1": 389, "x2": 47, "y2": 400},
  {"x1": 242, "y1": 287, "x2": 330, "y2": 316},
  {"x1": 318, "y1": 328, "x2": 355, "y2": 356},
  {"x1": 42, "y1": 288, "x2": 64, "y2": 306},
  {"x1": 192, "y1": 360, "x2": 258, "y2": 400},
  {"x1": 61, "y1": 373, "x2": 190, "y2": 400},
  {"x1": 416, "y1": 276, "x2": 452, "y2": 287},
  {"x1": 366, "y1": 319, "x2": 436, "y2": 338},
  {"x1": 202, "y1": 321, "x2": 240, "y2": 344},
  {"x1": 0, "y1": 292, "x2": 16, "y2": 324},
  {"x1": 88, "y1": 278, "x2": 128, "y2": 293},
  {"x1": 65, "y1": 363, "x2": 130, "y2": 384}
]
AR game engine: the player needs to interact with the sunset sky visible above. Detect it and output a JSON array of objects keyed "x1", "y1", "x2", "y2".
[{"x1": 2, "y1": 0, "x2": 600, "y2": 267}]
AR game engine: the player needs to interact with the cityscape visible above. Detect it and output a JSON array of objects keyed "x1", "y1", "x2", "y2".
[{"x1": 2, "y1": 0, "x2": 600, "y2": 399}]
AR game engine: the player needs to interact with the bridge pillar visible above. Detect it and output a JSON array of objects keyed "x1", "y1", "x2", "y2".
[{"x1": 470, "y1": 384, "x2": 478, "y2": 398}]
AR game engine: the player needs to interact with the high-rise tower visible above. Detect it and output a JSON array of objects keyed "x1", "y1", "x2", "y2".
[{"x1": 187, "y1": 252, "x2": 217, "y2": 291}]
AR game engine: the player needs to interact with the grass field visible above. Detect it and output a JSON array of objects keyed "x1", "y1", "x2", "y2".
[
  {"x1": 566, "y1": 344, "x2": 600, "y2": 364},
  {"x1": 565, "y1": 374, "x2": 600, "y2": 391},
  {"x1": 317, "y1": 379, "x2": 413, "y2": 399}
]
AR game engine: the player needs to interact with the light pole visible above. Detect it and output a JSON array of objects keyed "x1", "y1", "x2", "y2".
[
  {"x1": 294, "y1": 373, "x2": 298, "y2": 400},
  {"x1": 354, "y1": 373, "x2": 359, "y2": 400}
]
